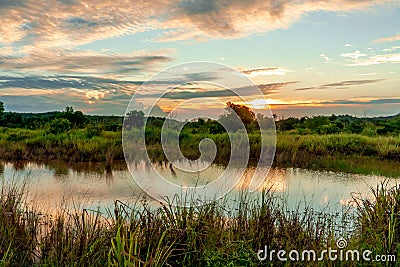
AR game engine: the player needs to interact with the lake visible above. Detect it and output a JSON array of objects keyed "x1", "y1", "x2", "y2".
[{"x1": 1, "y1": 160, "x2": 398, "y2": 216}]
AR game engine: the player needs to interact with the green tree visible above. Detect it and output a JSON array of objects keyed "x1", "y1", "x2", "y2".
[
  {"x1": 349, "y1": 121, "x2": 363, "y2": 134},
  {"x1": 0, "y1": 101, "x2": 4, "y2": 124},
  {"x1": 25, "y1": 116, "x2": 45, "y2": 129},
  {"x1": 226, "y1": 102, "x2": 256, "y2": 126},
  {"x1": 256, "y1": 113, "x2": 275, "y2": 130},
  {"x1": 59, "y1": 106, "x2": 86, "y2": 127},
  {"x1": 65, "y1": 106, "x2": 74, "y2": 113},
  {"x1": 219, "y1": 102, "x2": 256, "y2": 132},
  {"x1": 3, "y1": 112, "x2": 23, "y2": 128},
  {"x1": 208, "y1": 120, "x2": 225, "y2": 134},
  {"x1": 125, "y1": 110, "x2": 145, "y2": 129},
  {"x1": 48, "y1": 118, "x2": 71, "y2": 134},
  {"x1": 277, "y1": 117, "x2": 299, "y2": 131}
]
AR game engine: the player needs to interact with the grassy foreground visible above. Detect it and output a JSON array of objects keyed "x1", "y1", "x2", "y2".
[
  {"x1": 0, "y1": 181, "x2": 399, "y2": 266},
  {"x1": 1, "y1": 127, "x2": 400, "y2": 177}
]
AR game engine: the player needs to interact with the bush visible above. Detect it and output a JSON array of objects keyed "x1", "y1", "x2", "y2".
[
  {"x1": 85, "y1": 124, "x2": 104, "y2": 138},
  {"x1": 48, "y1": 118, "x2": 71, "y2": 134}
]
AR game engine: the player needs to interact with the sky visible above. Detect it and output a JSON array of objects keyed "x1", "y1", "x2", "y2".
[{"x1": 0, "y1": 0, "x2": 399, "y2": 118}]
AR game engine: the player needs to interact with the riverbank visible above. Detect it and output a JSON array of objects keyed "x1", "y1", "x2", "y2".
[
  {"x1": 0, "y1": 180, "x2": 398, "y2": 266},
  {"x1": 1, "y1": 127, "x2": 400, "y2": 177},
  {"x1": 275, "y1": 134, "x2": 400, "y2": 177}
]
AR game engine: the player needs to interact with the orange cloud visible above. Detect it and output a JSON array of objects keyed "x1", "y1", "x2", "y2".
[
  {"x1": 0, "y1": 0, "x2": 396, "y2": 50},
  {"x1": 374, "y1": 34, "x2": 400, "y2": 43}
]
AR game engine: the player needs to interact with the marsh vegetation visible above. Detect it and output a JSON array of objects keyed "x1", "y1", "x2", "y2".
[
  {"x1": 1, "y1": 179, "x2": 399, "y2": 266},
  {"x1": 1, "y1": 101, "x2": 400, "y2": 265}
]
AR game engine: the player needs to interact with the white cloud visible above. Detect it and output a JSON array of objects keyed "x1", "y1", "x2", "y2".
[
  {"x1": 341, "y1": 50, "x2": 367, "y2": 60},
  {"x1": 241, "y1": 67, "x2": 293, "y2": 77},
  {"x1": 320, "y1": 53, "x2": 333, "y2": 63},
  {"x1": 348, "y1": 53, "x2": 400, "y2": 66},
  {"x1": 358, "y1": 73, "x2": 377, "y2": 76},
  {"x1": 382, "y1": 46, "x2": 400, "y2": 52}
]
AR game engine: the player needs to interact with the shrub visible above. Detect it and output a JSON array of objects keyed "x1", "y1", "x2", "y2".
[{"x1": 48, "y1": 118, "x2": 71, "y2": 134}]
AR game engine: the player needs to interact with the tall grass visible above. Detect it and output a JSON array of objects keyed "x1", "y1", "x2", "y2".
[
  {"x1": 0, "y1": 179, "x2": 37, "y2": 266},
  {"x1": 276, "y1": 134, "x2": 400, "y2": 160},
  {"x1": 0, "y1": 182, "x2": 343, "y2": 266},
  {"x1": 351, "y1": 182, "x2": 400, "y2": 257},
  {"x1": 1, "y1": 179, "x2": 399, "y2": 266},
  {"x1": 1, "y1": 126, "x2": 400, "y2": 176},
  {"x1": 275, "y1": 134, "x2": 400, "y2": 177},
  {"x1": 0, "y1": 127, "x2": 122, "y2": 162}
]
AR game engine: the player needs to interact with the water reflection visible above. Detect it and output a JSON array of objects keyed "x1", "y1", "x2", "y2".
[
  {"x1": 0, "y1": 160, "x2": 398, "y2": 214},
  {"x1": 0, "y1": 160, "x2": 141, "y2": 213}
]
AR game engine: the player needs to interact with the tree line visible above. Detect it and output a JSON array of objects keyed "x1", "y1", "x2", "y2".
[
  {"x1": 0, "y1": 101, "x2": 122, "y2": 134},
  {"x1": 0, "y1": 100, "x2": 399, "y2": 136},
  {"x1": 275, "y1": 113, "x2": 400, "y2": 135}
]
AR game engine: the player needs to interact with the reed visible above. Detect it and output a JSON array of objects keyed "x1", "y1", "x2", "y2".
[
  {"x1": 351, "y1": 182, "x2": 400, "y2": 257},
  {"x1": 1, "y1": 127, "x2": 400, "y2": 176},
  {"x1": 1, "y1": 179, "x2": 399, "y2": 266}
]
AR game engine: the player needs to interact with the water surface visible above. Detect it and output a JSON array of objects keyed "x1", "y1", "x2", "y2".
[{"x1": 0, "y1": 161, "x2": 397, "y2": 214}]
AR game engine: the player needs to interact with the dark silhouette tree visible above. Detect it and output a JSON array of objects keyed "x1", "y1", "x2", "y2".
[
  {"x1": 125, "y1": 110, "x2": 145, "y2": 129},
  {"x1": 219, "y1": 102, "x2": 256, "y2": 131},
  {"x1": 3, "y1": 112, "x2": 23, "y2": 128},
  {"x1": 0, "y1": 101, "x2": 4, "y2": 124},
  {"x1": 226, "y1": 102, "x2": 256, "y2": 126},
  {"x1": 58, "y1": 106, "x2": 86, "y2": 127},
  {"x1": 65, "y1": 106, "x2": 74, "y2": 113}
]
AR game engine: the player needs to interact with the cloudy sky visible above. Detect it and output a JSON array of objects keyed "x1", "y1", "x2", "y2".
[{"x1": 0, "y1": 0, "x2": 399, "y2": 117}]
